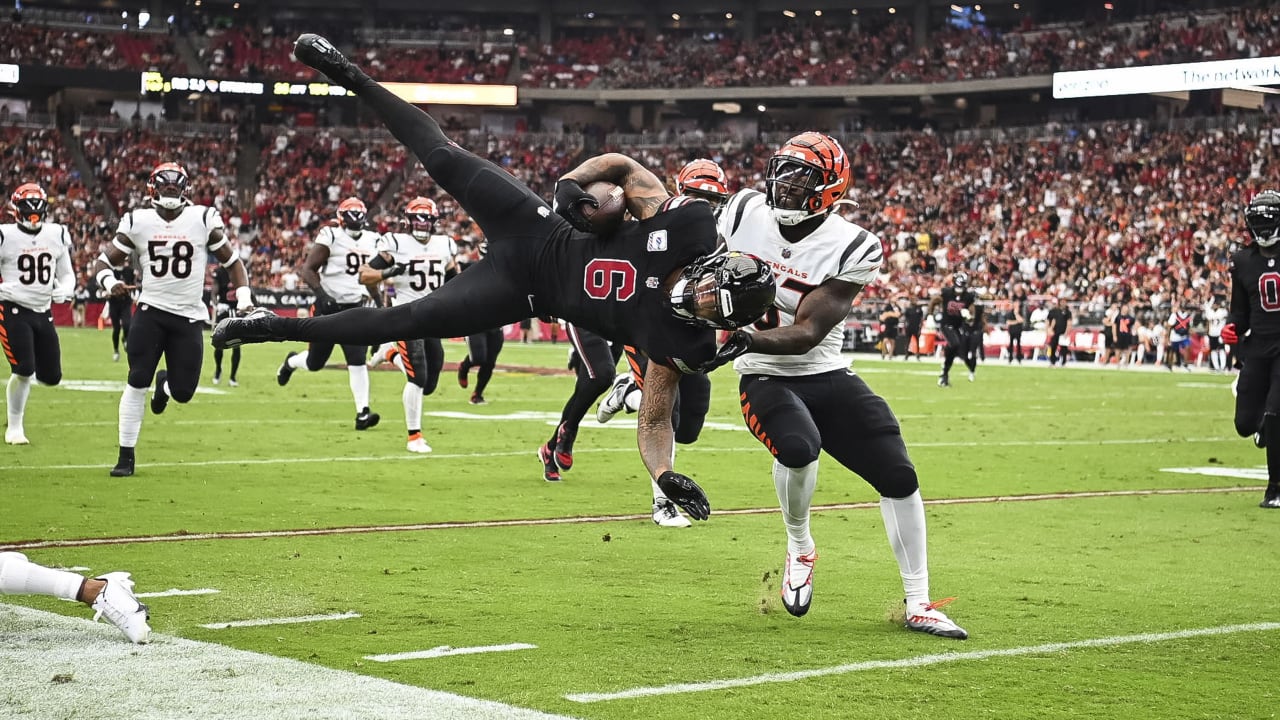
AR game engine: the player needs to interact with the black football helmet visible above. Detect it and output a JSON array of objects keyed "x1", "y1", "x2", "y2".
[
  {"x1": 1246, "y1": 190, "x2": 1280, "y2": 248},
  {"x1": 669, "y1": 251, "x2": 776, "y2": 329},
  {"x1": 953, "y1": 271, "x2": 970, "y2": 289}
]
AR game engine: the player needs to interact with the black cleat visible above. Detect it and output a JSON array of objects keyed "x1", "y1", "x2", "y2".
[
  {"x1": 937, "y1": 373, "x2": 950, "y2": 388},
  {"x1": 293, "y1": 34, "x2": 366, "y2": 89},
  {"x1": 1262, "y1": 488, "x2": 1280, "y2": 509},
  {"x1": 553, "y1": 423, "x2": 577, "y2": 472},
  {"x1": 110, "y1": 447, "x2": 136, "y2": 477},
  {"x1": 456, "y1": 357, "x2": 471, "y2": 389},
  {"x1": 355, "y1": 407, "x2": 380, "y2": 431},
  {"x1": 277, "y1": 351, "x2": 298, "y2": 387},
  {"x1": 150, "y1": 371, "x2": 170, "y2": 415},
  {"x1": 212, "y1": 307, "x2": 280, "y2": 350}
]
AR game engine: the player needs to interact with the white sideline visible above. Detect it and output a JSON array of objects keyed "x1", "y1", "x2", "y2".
[
  {"x1": 0, "y1": 436, "x2": 1236, "y2": 472},
  {"x1": 564, "y1": 622, "x2": 1280, "y2": 703},
  {"x1": 366, "y1": 643, "x2": 538, "y2": 662},
  {"x1": 0, "y1": 604, "x2": 578, "y2": 720},
  {"x1": 136, "y1": 588, "x2": 221, "y2": 598},
  {"x1": 200, "y1": 611, "x2": 360, "y2": 629}
]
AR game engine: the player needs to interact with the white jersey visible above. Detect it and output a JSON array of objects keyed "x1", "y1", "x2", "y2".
[
  {"x1": 316, "y1": 226, "x2": 376, "y2": 304},
  {"x1": 719, "y1": 189, "x2": 883, "y2": 376},
  {"x1": 0, "y1": 222, "x2": 74, "y2": 312},
  {"x1": 1204, "y1": 305, "x2": 1227, "y2": 337},
  {"x1": 374, "y1": 232, "x2": 456, "y2": 305},
  {"x1": 115, "y1": 205, "x2": 225, "y2": 321}
]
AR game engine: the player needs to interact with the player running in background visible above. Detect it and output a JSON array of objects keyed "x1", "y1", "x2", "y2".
[
  {"x1": 360, "y1": 197, "x2": 455, "y2": 453},
  {"x1": 211, "y1": 261, "x2": 242, "y2": 386},
  {"x1": 1, "y1": 183, "x2": 74, "y2": 445},
  {"x1": 928, "y1": 271, "x2": 980, "y2": 386},
  {"x1": 541, "y1": 324, "x2": 624, "y2": 482},
  {"x1": 93, "y1": 162, "x2": 251, "y2": 477},
  {"x1": 103, "y1": 263, "x2": 135, "y2": 361},
  {"x1": 456, "y1": 325, "x2": 503, "y2": 405},
  {"x1": 1166, "y1": 302, "x2": 1194, "y2": 371},
  {"x1": 1223, "y1": 189, "x2": 1280, "y2": 508},
  {"x1": 704, "y1": 131, "x2": 966, "y2": 638},
  {"x1": 276, "y1": 197, "x2": 382, "y2": 431},
  {"x1": 214, "y1": 34, "x2": 776, "y2": 522},
  {"x1": 0, "y1": 552, "x2": 150, "y2": 643}
]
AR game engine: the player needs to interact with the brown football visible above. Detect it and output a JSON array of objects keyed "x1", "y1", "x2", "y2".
[{"x1": 582, "y1": 180, "x2": 626, "y2": 235}]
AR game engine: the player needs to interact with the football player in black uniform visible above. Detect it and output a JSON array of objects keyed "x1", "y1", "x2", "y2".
[
  {"x1": 1222, "y1": 189, "x2": 1280, "y2": 508},
  {"x1": 210, "y1": 263, "x2": 241, "y2": 386},
  {"x1": 927, "y1": 271, "x2": 980, "y2": 386},
  {"x1": 212, "y1": 34, "x2": 776, "y2": 520},
  {"x1": 104, "y1": 264, "x2": 135, "y2": 362}
]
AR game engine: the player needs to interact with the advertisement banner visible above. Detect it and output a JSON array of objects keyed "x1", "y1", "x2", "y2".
[{"x1": 1053, "y1": 55, "x2": 1280, "y2": 98}]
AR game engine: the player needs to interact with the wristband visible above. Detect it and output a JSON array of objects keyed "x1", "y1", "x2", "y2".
[{"x1": 235, "y1": 286, "x2": 254, "y2": 310}]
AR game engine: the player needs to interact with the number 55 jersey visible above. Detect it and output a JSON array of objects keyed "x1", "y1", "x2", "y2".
[
  {"x1": 115, "y1": 205, "x2": 225, "y2": 321},
  {"x1": 375, "y1": 232, "x2": 457, "y2": 305}
]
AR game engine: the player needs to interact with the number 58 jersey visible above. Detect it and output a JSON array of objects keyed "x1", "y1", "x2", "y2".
[
  {"x1": 115, "y1": 205, "x2": 225, "y2": 321},
  {"x1": 719, "y1": 189, "x2": 883, "y2": 376},
  {"x1": 375, "y1": 232, "x2": 457, "y2": 306}
]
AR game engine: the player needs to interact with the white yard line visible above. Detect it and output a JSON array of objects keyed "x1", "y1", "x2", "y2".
[
  {"x1": 2, "y1": 485, "x2": 1260, "y2": 551},
  {"x1": 199, "y1": 611, "x2": 361, "y2": 629},
  {"x1": 366, "y1": 643, "x2": 538, "y2": 662},
  {"x1": 135, "y1": 588, "x2": 221, "y2": 598},
  {"x1": 565, "y1": 622, "x2": 1280, "y2": 703},
  {"x1": 0, "y1": 436, "x2": 1237, "y2": 473},
  {"x1": 1, "y1": 604, "x2": 577, "y2": 720}
]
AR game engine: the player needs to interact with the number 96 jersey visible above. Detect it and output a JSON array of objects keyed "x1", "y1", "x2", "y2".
[
  {"x1": 115, "y1": 205, "x2": 224, "y2": 321},
  {"x1": 0, "y1": 222, "x2": 73, "y2": 312},
  {"x1": 374, "y1": 232, "x2": 457, "y2": 306}
]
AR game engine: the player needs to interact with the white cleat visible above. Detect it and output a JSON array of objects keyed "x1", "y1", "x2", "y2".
[
  {"x1": 652, "y1": 499, "x2": 691, "y2": 528},
  {"x1": 596, "y1": 373, "x2": 635, "y2": 423},
  {"x1": 5, "y1": 427, "x2": 29, "y2": 445},
  {"x1": 406, "y1": 437, "x2": 433, "y2": 454},
  {"x1": 904, "y1": 598, "x2": 968, "y2": 639},
  {"x1": 369, "y1": 342, "x2": 397, "y2": 368},
  {"x1": 91, "y1": 572, "x2": 151, "y2": 644},
  {"x1": 968, "y1": 370, "x2": 975, "y2": 382},
  {"x1": 780, "y1": 549, "x2": 817, "y2": 617}
]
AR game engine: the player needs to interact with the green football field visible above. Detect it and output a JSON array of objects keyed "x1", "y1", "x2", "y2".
[{"x1": 3, "y1": 328, "x2": 1278, "y2": 720}]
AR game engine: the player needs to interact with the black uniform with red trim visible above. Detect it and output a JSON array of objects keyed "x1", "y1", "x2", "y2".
[{"x1": 1227, "y1": 244, "x2": 1280, "y2": 437}]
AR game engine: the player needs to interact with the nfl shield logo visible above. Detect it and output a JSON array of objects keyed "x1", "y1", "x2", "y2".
[
  {"x1": 781, "y1": 248, "x2": 792, "y2": 259},
  {"x1": 647, "y1": 230, "x2": 668, "y2": 252}
]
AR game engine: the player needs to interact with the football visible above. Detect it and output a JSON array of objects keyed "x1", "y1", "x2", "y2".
[{"x1": 582, "y1": 180, "x2": 626, "y2": 235}]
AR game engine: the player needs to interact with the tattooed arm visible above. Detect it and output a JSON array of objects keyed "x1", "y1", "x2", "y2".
[{"x1": 560, "y1": 153, "x2": 670, "y2": 220}]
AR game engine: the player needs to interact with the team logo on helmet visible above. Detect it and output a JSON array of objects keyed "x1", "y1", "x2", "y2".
[
  {"x1": 1246, "y1": 189, "x2": 1280, "y2": 248},
  {"x1": 765, "y1": 132, "x2": 851, "y2": 226},
  {"x1": 338, "y1": 197, "x2": 367, "y2": 232},
  {"x1": 669, "y1": 251, "x2": 776, "y2": 330},
  {"x1": 676, "y1": 159, "x2": 730, "y2": 212},
  {"x1": 148, "y1": 162, "x2": 189, "y2": 211},
  {"x1": 405, "y1": 196, "x2": 438, "y2": 240},
  {"x1": 10, "y1": 183, "x2": 48, "y2": 231}
]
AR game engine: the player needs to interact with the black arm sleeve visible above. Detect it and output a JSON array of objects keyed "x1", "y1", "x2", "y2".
[{"x1": 368, "y1": 254, "x2": 392, "y2": 270}]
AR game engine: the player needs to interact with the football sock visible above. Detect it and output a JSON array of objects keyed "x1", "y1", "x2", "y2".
[
  {"x1": 0, "y1": 551, "x2": 83, "y2": 600},
  {"x1": 402, "y1": 381, "x2": 422, "y2": 433},
  {"x1": 287, "y1": 351, "x2": 310, "y2": 370},
  {"x1": 880, "y1": 490, "x2": 930, "y2": 606},
  {"x1": 475, "y1": 363, "x2": 495, "y2": 396},
  {"x1": 118, "y1": 384, "x2": 147, "y2": 448},
  {"x1": 348, "y1": 365, "x2": 370, "y2": 412},
  {"x1": 213, "y1": 348, "x2": 224, "y2": 377},
  {"x1": 6, "y1": 374, "x2": 32, "y2": 429},
  {"x1": 391, "y1": 352, "x2": 406, "y2": 373},
  {"x1": 1265, "y1": 414, "x2": 1280, "y2": 490},
  {"x1": 942, "y1": 353, "x2": 956, "y2": 375},
  {"x1": 773, "y1": 460, "x2": 818, "y2": 555},
  {"x1": 230, "y1": 347, "x2": 241, "y2": 380}
]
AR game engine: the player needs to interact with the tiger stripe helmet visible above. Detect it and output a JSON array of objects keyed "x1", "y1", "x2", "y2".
[
  {"x1": 10, "y1": 183, "x2": 48, "y2": 231},
  {"x1": 338, "y1": 197, "x2": 367, "y2": 231},
  {"x1": 406, "y1": 196, "x2": 439, "y2": 239},
  {"x1": 148, "y1": 162, "x2": 189, "y2": 211},
  {"x1": 765, "y1": 132, "x2": 851, "y2": 226},
  {"x1": 676, "y1": 159, "x2": 730, "y2": 212}
]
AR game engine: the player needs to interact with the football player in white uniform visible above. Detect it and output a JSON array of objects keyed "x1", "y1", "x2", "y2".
[
  {"x1": 1, "y1": 183, "x2": 74, "y2": 445},
  {"x1": 276, "y1": 197, "x2": 382, "y2": 431},
  {"x1": 358, "y1": 197, "x2": 455, "y2": 453},
  {"x1": 0, "y1": 551, "x2": 151, "y2": 643},
  {"x1": 709, "y1": 132, "x2": 967, "y2": 638},
  {"x1": 94, "y1": 163, "x2": 251, "y2": 476}
]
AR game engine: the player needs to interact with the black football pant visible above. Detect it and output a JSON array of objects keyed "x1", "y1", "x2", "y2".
[
  {"x1": 258, "y1": 68, "x2": 577, "y2": 348},
  {"x1": 304, "y1": 302, "x2": 373, "y2": 371},
  {"x1": 1047, "y1": 332, "x2": 1068, "y2": 365},
  {"x1": 212, "y1": 307, "x2": 241, "y2": 380},
  {"x1": 463, "y1": 328, "x2": 504, "y2": 396},
  {"x1": 555, "y1": 325, "x2": 624, "y2": 441},
  {"x1": 1007, "y1": 322, "x2": 1023, "y2": 361},
  {"x1": 1234, "y1": 345, "x2": 1280, "y2": 488},
  {"x1": 941, "y1": 326, "x2": 978, "y2": 375},
  {"x1": 739, "y1": 369, "x2": 917, "y2": 499},
  {"x1": 397, "y1": 337, "x2": 444, "y2": 394},
  {"x1": 127, "y1": 306, "x2": 202, "y2": 402},
  {"x1": 625, "y1": 345, "x2": 710, "y2": 444},
  {"x1": 109, "y1": 297, "x2": 132, "y2": 353},
  {"x1": 0, "y1": 302, "x2": 61, "y2": 385}
]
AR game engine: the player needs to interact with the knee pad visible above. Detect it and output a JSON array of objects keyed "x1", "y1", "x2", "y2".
[
  {"x1": 36, "y1": 370, "x2": 62, "y2": 387},
  {"x1": 305, "y1": 355, "x2": 327, "y2": 372},
  {"x1": 870, "y1": 461, "x2": 920, "y2": 499},
  {"x1": 420, "y1": 374, "x2": 439, "y2": 396},
  {"x1": 169, "y1": 385, "x2": 197, "y2": 404},
  {"x1": 127, "y1": 368, "x2": 154, "y2": 389},
  {"x1": 771, "y1": 432, "x2": 821, "y2": 469}
]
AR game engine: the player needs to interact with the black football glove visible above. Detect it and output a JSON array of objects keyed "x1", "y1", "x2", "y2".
[
  {"x1": 657, "y1": 470, "x2": 710, "y2": 521},
  {"x1": 312, "y1": 289, "x2": 340, "y2": 316},
  {"x1": 552, "y1": 178, "x2": 598, "y2": 232},
  {"x1": 380, "y1": 263, "x2": 407, "y2": 280},
  {"x1": 704, "y1": 330, "x2": 754, "y2": 372}
]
